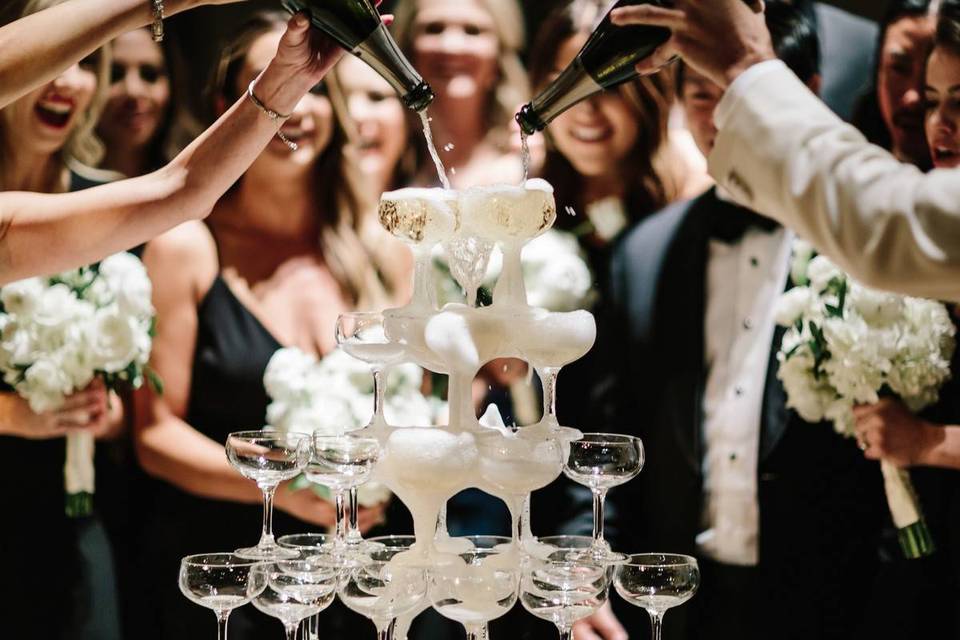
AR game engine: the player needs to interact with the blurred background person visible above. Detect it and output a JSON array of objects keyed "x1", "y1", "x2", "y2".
[
  {"x1": 96, "y1": 27, "x2": 189, "y2": 178},
  {"x1": 335, "y1": 54, "x2": 416, "y2": 196},
  {"x1": 853, "y1": 0, "x2": 940, "y2": 169},
  {"x1": 0, "y1": 1, "x2": 124, "y2": 637},
  {"x1": 130, "y1": 12, "x2": 409, "y2": 640},
  {"x1": 391, "y1": 0, "x2": 529, "y2": 188}
]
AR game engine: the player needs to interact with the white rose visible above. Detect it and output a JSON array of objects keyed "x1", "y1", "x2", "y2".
[
  {"x1": 59, "y1": 343, "x2": 96, "y2": 389},
  {"x1": 0, "y1": 278, "x2": 45, "y2": 318},
  {"x1": 357, "y1": 482, "x2": 392, "y2": 507},
  {"x1": 806, "y1": 255, "x2": 842, "y2": 292},
  {"x1": 55, "y1": 267, "x2": 96, "y2": 291},
  {"x1": 87, "y1": 307, "x2": 140, "y2": 373},
  {"x1": 1, "y1": 322, "x2": 36, "y2": 367},
  {"x1": 264, "y1": 347, "x2": 318, "y2": 401},
  {"x1": 21, "y1": 357, "x2": 73, "y2": 413},
  {"x1": 99, "y1": 253, "x2": 153, "y2": 317},
  {"x1": 774, "y1": 287, "x2": 813, "y2": 327},
  {"x1": 523, "y1": 232, "x2": 594, "y2": 312}
]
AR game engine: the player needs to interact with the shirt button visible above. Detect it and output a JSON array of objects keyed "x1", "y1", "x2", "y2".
[
  {"x1": 750, "y1": 256, "x2": 759, "y2": 267},
  {"x1": 729, "y1": 452, "x2": 737, "y2": 462},
  {"x1": 743, "y1": 318, "x2": 754, "y2": 330},
  {"x1": 734, "y1": 385, "x2": 745, "y2": 397}
]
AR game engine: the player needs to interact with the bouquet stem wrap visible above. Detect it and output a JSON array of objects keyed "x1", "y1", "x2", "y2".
[
  {"x1": 64, "y1": 431, "x2": 95, "y2": 518},
  {"x1": 881, "y1": 460, "x2": 934, "y2": 558}
]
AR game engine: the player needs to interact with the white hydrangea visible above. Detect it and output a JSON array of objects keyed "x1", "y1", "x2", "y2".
[{"x1": 776, "y1": 245, "x2": 956, "y2": 437}]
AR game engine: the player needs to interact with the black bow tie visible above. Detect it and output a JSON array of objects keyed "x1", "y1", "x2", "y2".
[{"x1": 708, "y1": 202, "x2": 780, "y2": 243}]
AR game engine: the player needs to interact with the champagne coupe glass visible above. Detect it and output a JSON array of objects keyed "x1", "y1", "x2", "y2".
[
  {"x1": 614, "y1": 554, "x2": 700, "y2": 640},
  {"x1": 563, "y1": 433, "x2": 644, "y2": 561},
  {"x1": 251, "y1": 560, "x2": 341, "y2": 640},
  {"x1": 306, "y1": 434, "x2": 382, "y2": 561},
  {"x1": 179, "y1": 553, "x2": 267, "y2": 640},
  {"x1": 340, "y1": 545, "x2": 428, "y2": 640},
  {"x1": 519, "y1": 545, "x2": 611, "y2": 640},
  {"x1": 335, "y1": 311, "x2": 406, "y2": 431},
  {"x1": 226, "y1": 430, "x2": 310, "y2": 560},
  {"x1": 277, "y1": 533, "x2": 335, "y2": 640},
  {"x1": 367, "y1": 536, "x2": 423, "y2": 640},
  {"x1": 428, "y1": 536, "x2": 520, "y2": 640}
]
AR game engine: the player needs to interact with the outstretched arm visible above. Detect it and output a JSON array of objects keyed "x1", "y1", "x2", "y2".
[
  {"x1": 0, "y1": 0, "x2": 241, "y2": 110},
  {"x1": 0, "y1": 13, "x2": 345, "y2": 284}
]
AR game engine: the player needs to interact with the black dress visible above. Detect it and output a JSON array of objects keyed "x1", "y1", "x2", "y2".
[
  {"x1": 1, "y1": 171, "x2": 128, "y2": 640},
  {"x1": 134, "y1": 275, "x2": 409, "y2": 640}
]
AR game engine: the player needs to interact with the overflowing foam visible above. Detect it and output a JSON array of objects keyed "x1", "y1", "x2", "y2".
[{"x1": 363, "y1": 179, "x2": 592, "y2": 561}]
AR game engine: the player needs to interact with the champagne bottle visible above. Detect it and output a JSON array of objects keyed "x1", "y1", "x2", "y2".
[
  {"x1": 516, "y1": 0, "x2": 673, "y2": 135},
  {"x1": 281, "y1": 0, "x2": 434, "y2": 111}
]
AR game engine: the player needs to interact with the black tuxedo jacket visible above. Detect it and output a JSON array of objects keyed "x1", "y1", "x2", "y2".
[{"x1": 591, "y1": 189, "x2": 887, "y2": 639}]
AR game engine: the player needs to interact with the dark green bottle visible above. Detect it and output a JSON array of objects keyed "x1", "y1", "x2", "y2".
[
  {"x1": 516, "y1": 0, "x2": 673, "y2": 135},
  {"x1": 281, "y1": 0, "x2": 434, "y2": 111}
]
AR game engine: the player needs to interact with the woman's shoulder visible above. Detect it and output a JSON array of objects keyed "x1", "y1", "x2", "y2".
[{"x1": 142, "y1": 221, "x2": 219, "y2": 302}]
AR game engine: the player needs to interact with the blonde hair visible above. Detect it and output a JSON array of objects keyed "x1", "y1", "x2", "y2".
[
  {"x1": 0, "y1": 0, "x2": 110, "y2": 191},
  {"x1": 390, "y1": 0, "x2": 530, "y2": 144},
  {"x1": 214, "y1": 12, "x2": 398, "y2": 309}
]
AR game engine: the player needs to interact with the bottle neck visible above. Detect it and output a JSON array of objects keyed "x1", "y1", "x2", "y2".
[
  {"x1": 355, "y1": 22, "x2": 434, "y2": 111},
  {"x1": 519, "y1": 57, "x2": 603, "y2": 134}
]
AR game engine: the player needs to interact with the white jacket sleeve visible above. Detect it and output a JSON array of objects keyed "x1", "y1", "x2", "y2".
[{"x1": 708, "y1": 61, "x2": 960, "y2": 301}]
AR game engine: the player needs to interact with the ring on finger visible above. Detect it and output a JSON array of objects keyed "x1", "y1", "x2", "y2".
[{"x1": 856, "y1": 435, "x2": 868, "y2": 451}]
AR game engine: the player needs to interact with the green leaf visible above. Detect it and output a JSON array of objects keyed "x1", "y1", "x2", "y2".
[{"x1": 146, "y1": 367, "x2": 164, "y2": 395}]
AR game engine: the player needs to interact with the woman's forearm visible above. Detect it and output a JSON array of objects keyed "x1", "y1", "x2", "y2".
[
  {"x1": 135, "y1": 415, "x2": 262, "y2": 504},
  {"x1": 0, "y1": 61, "x2": 312, "y2": 283},
  {"x1": 0, "y1": 0, "x2": 204, "y2": 109}
]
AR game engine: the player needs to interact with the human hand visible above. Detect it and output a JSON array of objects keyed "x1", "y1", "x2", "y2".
[
  {"x1": 853, "y1": 398, "x2": 940, "y2": 468},
  {"x1": 0, "y1": 381, "x2": 112, "y2": 440},
  {"x1": 571, "y1": 603, "x2": 629, "y2": 640},
  {"x1": 610, "y1": 0, "x2": 773, "y2": 89}
]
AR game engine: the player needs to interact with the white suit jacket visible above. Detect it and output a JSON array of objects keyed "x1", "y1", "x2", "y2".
[{"x1": 709, "y1": 61, "x2": 960, "y2": 301}]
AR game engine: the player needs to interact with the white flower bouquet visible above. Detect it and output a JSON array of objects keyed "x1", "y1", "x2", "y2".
[
  {"x1": 264, "y1": 347, "x2": 444, "y2": 508},
  {"x1": 0, "y1": 253, "x2": 158, "y2": 517},
  {"x1": 435, "y1": 229, "x2": 596, "y2": 311},
  {"x1": 775, "y1": 241, "x2": 956, "y2": 558}
]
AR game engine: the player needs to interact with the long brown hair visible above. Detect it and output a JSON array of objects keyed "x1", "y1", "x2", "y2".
[
  {"x1": 529, "y1": 0, "x2": 677, "y2": 240},
  {"x1": 214, "y1": 12, "x2": 395, "y2": 308},
  {"x1": 0, "y1": 0, "x2": 110, "y2": 191}
]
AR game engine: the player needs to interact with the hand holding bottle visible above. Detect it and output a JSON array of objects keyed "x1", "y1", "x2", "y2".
[{"x1": 610, "y1": 0, "x2": 772, "y2": 89}]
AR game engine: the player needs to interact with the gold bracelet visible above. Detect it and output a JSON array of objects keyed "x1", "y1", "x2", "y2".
[
  {"x1": 150, "y1": 0, "x2": 164, "y2": 43},
  {"x1": 246, "y1": 79, "x2": 298, "y2": 151}
]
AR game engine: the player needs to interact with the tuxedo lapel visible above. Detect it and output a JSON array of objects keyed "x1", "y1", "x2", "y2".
[{"x1": 759, "y1": 323, "x2": 791, "y2": 460}]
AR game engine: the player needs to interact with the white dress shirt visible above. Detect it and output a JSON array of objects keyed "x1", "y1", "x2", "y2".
[{"x1": 696, "y1": 220, "x2": 792, "y2": 566}]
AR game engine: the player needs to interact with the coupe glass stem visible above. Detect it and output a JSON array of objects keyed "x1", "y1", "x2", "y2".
[
  {"x1": 539, "y1": 367, "x2": 560, "y2": 423},
  {"x1": 373, "y1": 367, "x2": 385, "y2": 421},
  {"x1": 334, "y1": 488, "x2": 348, "y2": 544},
  {"x1": 347, "y1": 486, "x2": 362, "y2": 544},
  {"x1": 649, "y1": 611, "x2": 664, "y2": 640},
  {"x1": 259, "y1": 483, "x2": 278, "y2": 547},
  {"x1": 376, "y1": 617, "x2": 397, "y2": 640},
  {"x1": 592, "y1": 488, "x2": 608, "y2": 544},
  {"x1": 215, "y1": 611, "x2": 230, "y2": 640},
  {"x1": 465, "y1": 623, "x2": 489, "y2": 640},
  {"x1": 557, "y1": 625, "x2": 572, "y2": 640},
  {"x1": 284, "y1": 623, "x2": 298, "y2": 640}
]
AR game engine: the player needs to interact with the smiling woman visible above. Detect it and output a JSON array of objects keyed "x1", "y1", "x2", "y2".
[{"x1": 925, "y1": 5, "x2": 960, "y2": 169}]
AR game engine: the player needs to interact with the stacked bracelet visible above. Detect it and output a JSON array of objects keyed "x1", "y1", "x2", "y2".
[
  {"x1": 150, "y1": 0, "x2": 165, "y2": 43},
  {"x1": 247, "y1": 80, "x2": 299, "y2": 151}
]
